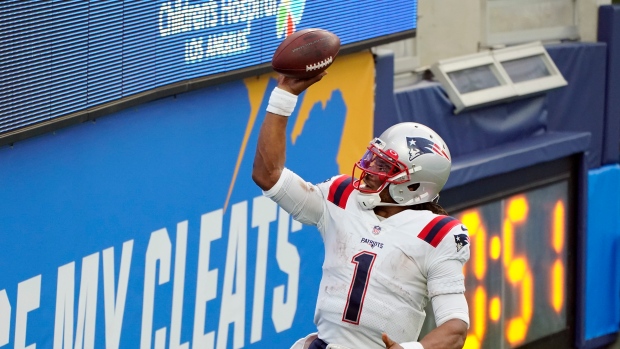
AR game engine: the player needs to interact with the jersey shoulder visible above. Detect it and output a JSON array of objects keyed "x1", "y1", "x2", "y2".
[
  {"x1": 417, "y1": 214, "x2": 470, "y2": 262},
  {"x1": 316, "y1": 174, "x2": 355, "y2": 209},
  {"x1": 418, "y1": 215, "x2": 461, "y2": 247},
  {"x1": 417, "y1": 215, "x2": 468, "y2": 249}
]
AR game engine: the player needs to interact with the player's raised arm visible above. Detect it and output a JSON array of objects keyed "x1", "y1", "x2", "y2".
[
  {"x1": 251, "y1": 73, "x2": 326, "y2": 191},
  {"x1": 253, "y1": 28, "x2": 338, "y2": 191}
]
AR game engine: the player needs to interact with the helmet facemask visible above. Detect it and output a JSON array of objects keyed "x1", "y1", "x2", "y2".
[{"x1": 352, "y1": 139, "x2": 410, "y2": 198}]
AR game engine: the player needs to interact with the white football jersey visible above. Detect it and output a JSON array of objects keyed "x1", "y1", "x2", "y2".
[{"x1": 265, "y1": 170, "x2": 470, "y2": 349}]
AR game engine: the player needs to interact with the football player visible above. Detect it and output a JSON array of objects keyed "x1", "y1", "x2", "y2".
[{"x1": 252, "y1": 73, "x2": 470, "y2": 349}]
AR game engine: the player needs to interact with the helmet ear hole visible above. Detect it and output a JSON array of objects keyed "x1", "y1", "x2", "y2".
[{"x1": 407, "y1": 183, "x2": 420, "y2": 192}]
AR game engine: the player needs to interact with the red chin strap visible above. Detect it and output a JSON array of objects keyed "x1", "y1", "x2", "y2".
[{"x1": 352, "y1": 144, "x2": 410, "y2": 193}]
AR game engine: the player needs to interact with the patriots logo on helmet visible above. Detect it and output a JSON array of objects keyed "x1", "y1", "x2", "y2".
[
  {"x1": 454, "y1": 233, "x2": 470, "y2": 252},
  {"x1": 406, "y1": 137, "x2": 450, "y2": 161}
]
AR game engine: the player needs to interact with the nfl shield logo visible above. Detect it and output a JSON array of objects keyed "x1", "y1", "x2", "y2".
[{"x1": 372, "y1": 225, "x2": 382, "y2": 235}]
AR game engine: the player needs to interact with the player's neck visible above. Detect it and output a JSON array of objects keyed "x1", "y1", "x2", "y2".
[{"x1": 373, "y1": 205, "x2": 409, "y2": 219}]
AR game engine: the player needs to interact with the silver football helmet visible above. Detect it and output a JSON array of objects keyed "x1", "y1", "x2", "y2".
[{"x1": 352, "y1": 122, "x2": 452, "y2": 209}]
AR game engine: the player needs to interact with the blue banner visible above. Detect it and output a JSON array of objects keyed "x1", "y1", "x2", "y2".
[
  {"x1": 0, "y1": 0, "x2": 415, "y2": 134},
  {"x1": 0, "y1": 52, "x2": 375, "y2": 348}
]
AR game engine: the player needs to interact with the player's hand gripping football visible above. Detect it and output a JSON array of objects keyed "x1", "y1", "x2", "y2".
[
  {"x1": 382, "y1": 333, "x2": 405, "y2": 349},
  {"x1": 276, "y1": 71, "x2": 327, "y2": 96}
]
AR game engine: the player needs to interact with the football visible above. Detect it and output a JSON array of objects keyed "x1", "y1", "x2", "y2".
[{"x1": 271, "y1": 28, "x2": 340, "y2": 79}]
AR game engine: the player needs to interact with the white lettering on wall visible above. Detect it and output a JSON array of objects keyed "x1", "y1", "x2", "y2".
[
  {"x1": 103, "y1": 240, "x2": 134, "y2": 349},
  {"x1": 159, "y1": 0, "x2": 218, "y2": 37},
  {"x1": 272, "y1": 208, "x2": 300, "y2": 332},
  {"x1": 140, "y1": 229, "x2": 172, "y2": 349},
  {"x1": 159, "y1": 0, "x2": 279, "y2": 36},
  {"x1": 53, "y1": 253, "x2": 99, "y2": 349},
  {"x1": 160, "y1": 0, "x2": 280, "y2": 63},
  {"x1": 0, "y1": 289, "x2": 11, "y2": 346},
  {"x1": 216, "y1": 201, "x2": 247, "y2": 349},
  {"x1": 15, "y1": 276, "x2": 40, "y2": 349},
  {"x1": 249, "y1": 196, "x2": 277, "y2": 343},
  {"x1": 4, "y1": 195, "x2": 305, "y2": 348},
  {"x1": 54, "y1": 263, "x2": 74, "y2": 349},
  {"x1": 192, "y1": 209, "x2": 222, "y2": 349},
  {"x1": 76, "y1": 254, "x2": 100, "y2": 349},
  {"x1": 185, "y1": 37, "x2": 205, "y2": 63},
  {"x1": 170, "y1": 221, "x2": 189, "y2": 349}
]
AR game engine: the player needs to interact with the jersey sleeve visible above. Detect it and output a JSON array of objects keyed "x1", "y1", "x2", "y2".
[
  {"x1": 425, "y1": 219, "x2": 471, "y2": 298},
  {"x1": 263, "y1": 168, "x2": 326, "y2": 226},
  {"x1": 431, "y1": 293, "x2": 470, "y2": 328}
]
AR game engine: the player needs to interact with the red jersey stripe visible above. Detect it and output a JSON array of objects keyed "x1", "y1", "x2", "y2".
[
  {"x1": 328, "y1": 175, "x2": 354, "y2": 208},
  {"x1": 429, "y1": 219, "x2": 461, "y2": 247},
  {"x1": 418, "y1": 216, "x2": 446, "y2": 240},
  {"x1": 328, "y1": 175, "x2": 349, "y2": 203},
  {"x1": 418, "y1": 216, "x2": 461, "y2": 247},
  {"x1": 337, "y1": 180, "x2": 355, "y2": 209}
]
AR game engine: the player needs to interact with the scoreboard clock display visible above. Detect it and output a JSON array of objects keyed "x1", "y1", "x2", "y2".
[
  {"x1": 456, "y1": 181, "x2": 568, "y2": 348},
  {"x1": 423, "y1": 157, "x2": 578, "y2": 349}
]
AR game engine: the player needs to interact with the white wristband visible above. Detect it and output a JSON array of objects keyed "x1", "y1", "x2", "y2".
[
  {"x1": 266, "y1": 87, "x2": 298, "y2": 117},
  {"x1": 401, "y1": 342, "x2": 424, "y2": 349}
]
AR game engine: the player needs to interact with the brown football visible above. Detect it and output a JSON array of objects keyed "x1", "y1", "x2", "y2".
[{"x1": 271, "y1": 28, "x2": 341, "y2": 79}]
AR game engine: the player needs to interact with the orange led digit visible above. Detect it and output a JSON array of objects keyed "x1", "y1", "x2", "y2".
[
  {"x1": 464, "y1": 333, "x2": 481, "y2": 349},
  {"x1": 553, "y1": 201, "x2": 565, "y2": 252},
  {"x1": 507, "y1": 196, "x2": 528, "y2": 221},
  {"x1": 552, "y1": 260, "x2": 564, "y2": 313},
  {"x1": 551, "y1": 200, "x2": 566, "y2": 313},
  {"x1": 489, "y1": 236, "x2": 501, "y2": 261},
  {"x1": 489, "y1": 296, "x2": 501, "y2": 322},
  {"x1": 474, "y1": 287, "x2": 487, "y2": 342},
  {"x1": 461, "y1": 210, "x2": 487, "y2": 349},
  {"x1": 464, "y1": 286, "x2": 488, "y2": 349},
  {"x1": 504, "y1": 196, "x2": 533, "y2": 346},
  {"x1": 462, "y1": 211, "x2": 487, "y2": 280}
]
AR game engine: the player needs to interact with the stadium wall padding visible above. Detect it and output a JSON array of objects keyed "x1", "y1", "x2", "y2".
[
  {"x1": 545, "y1": 43, "x2": 607, "y2": 169},
  {"x1": 0, "y1": 52, "x2": 375, "y2": 349},
  {"x1": 447, "y1": 131, "x2": 590, "y2": 189},
  {"x1": 393, "y1": 83, "x2": 548, "y2": 158},
  {"x1": 598, "y1": 5, "x2": 620, "y2": 165},
  {"x1": 373, "y1": 48, "x2": 400, "y2": 133}
]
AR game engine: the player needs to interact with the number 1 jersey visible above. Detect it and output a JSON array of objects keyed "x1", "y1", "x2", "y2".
[{"x1": 265, "y1": 170, "x2": 470, "y2": 348}]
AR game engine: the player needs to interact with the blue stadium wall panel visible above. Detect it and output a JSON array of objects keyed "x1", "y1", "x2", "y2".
[
  {"x1": 0, "y1": 50, "x2": 377, "y2": 349},
  {"x1": 0, "y1": 82, "x2": 317, "y2": 348},
  {"x1": 0, "y1": 60, "x2": 377, "y2": 347},
  {"x1": 585, "y1": 165, "x2": 620, "y2": 342}
]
